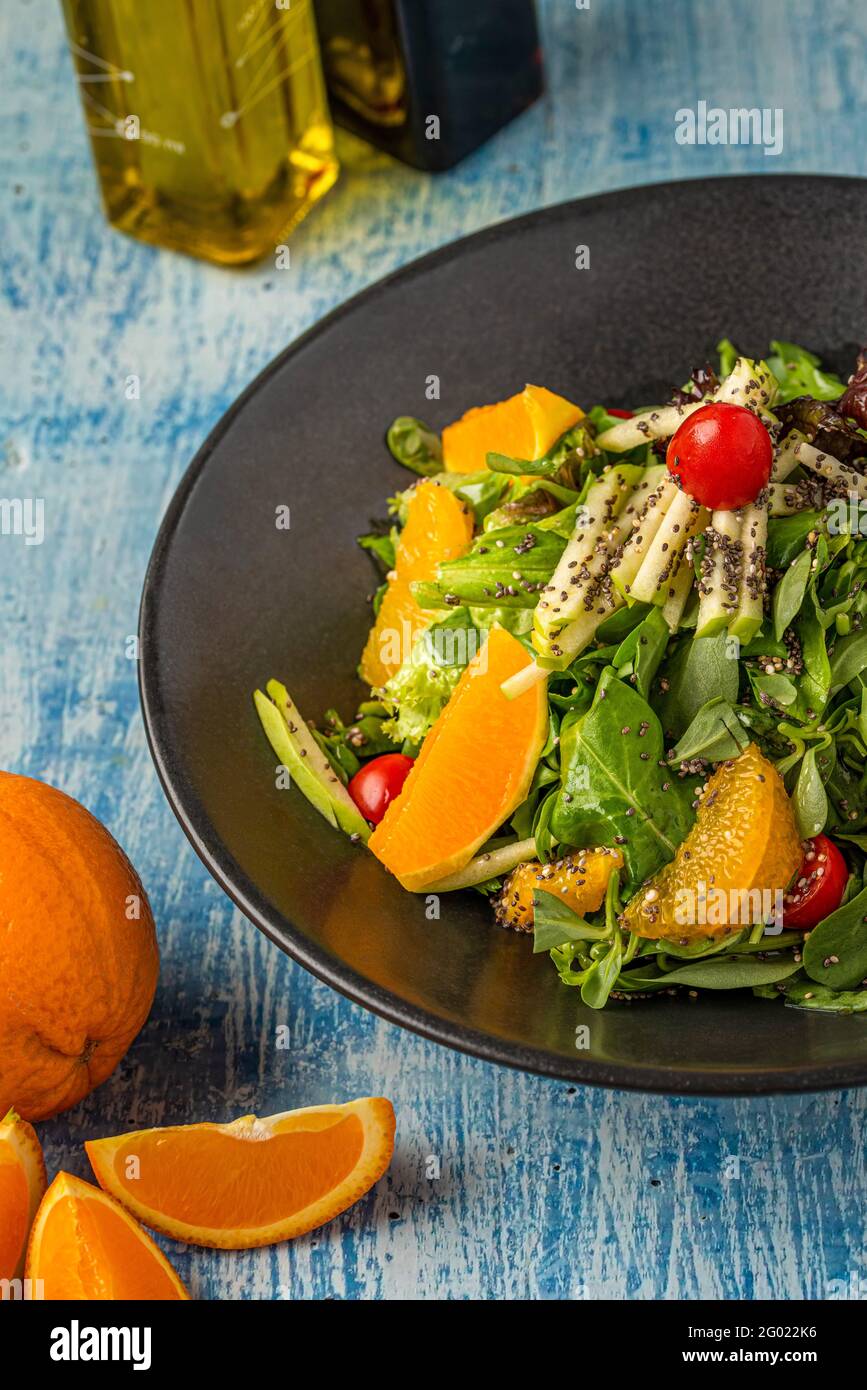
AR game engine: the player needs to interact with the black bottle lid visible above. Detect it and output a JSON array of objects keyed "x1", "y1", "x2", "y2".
[{"x1": 315, "y1": 0, "x2": 543, "y2": 172}]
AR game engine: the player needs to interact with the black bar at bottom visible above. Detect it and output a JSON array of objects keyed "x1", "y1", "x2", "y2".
[{"x1": 9, "y1": 1297, "x2": 863, "y2": 1374}]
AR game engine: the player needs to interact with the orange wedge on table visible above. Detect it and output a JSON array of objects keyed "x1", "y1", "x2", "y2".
[
  {"x1": 621, "y1": 744, "x2": 802, "y2": 941},
  {"x1": 26, "y1": 1172, "x2": 188, "y2": 1300},
  {"x1": 86, "y1": 1097, "x2": 395, "y2": 1250},
  {"x1": 0, "y1": 1108, "x2": 46, "y2": 1281},
  {"x1": 370, "y1": 625, "x2": 548, "y2": 890},
  {"x1": 360, "y1": 478, "x2": 473, "y2": 689},
  {"x1": 442, "y1": 384, "x2": 583, "y2": 474}
]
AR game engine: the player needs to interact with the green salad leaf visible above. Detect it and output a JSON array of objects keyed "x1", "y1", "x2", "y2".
[
  {"x1": 381, "y1": 611, "x2": 481, "y2": 745},
  {"x1": 772, "y1": 547, "x2": 812, "y2": 641},
  {"x1": 622, "y1": 954, "x2": 803, "y2": 991},
  {"x1": 671, "y1": 697, "x2": 750, "y2": 763},
  {"x1": 776, "y1": 978, "x2": 867, "y2": 1013},
  {"x1": 386, "y1": 416, "x2": 443, "y2": 475},
  {"x1": 766, "y1": 340, "x2": 847, "y2": 404},
  {"x1": 532, "y1": 890, "x2": 606, "y2": 953},
  {"x1": 613, "y1": 607, "x2": 670, "y2": 701},
  {"x1": 803, "y1": 883, "x2": 867, "y2": 990},
  {"x1": 413, "y1": 523, "x2": 566, "y2": 610},
  {"x1": 551, "y1": 667, "x2": 695, "y2": 889},
  {"x1": 658, "y1": 632, "x2": 739, "y2": 740}
]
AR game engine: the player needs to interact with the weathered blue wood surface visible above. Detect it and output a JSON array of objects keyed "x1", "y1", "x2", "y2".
[{"x1": 3, "y1": 0, "x2": 867, "y2": 1300}]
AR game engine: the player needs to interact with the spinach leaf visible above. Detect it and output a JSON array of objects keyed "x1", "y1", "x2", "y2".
[
  {"x1": 803, "y1": 883, "x2": 867, "y2": 989},
  {"x1": 532, "y1": 787, "x2": 559, "y2": 861},
  {"x1": 551, "y1": 668, "x2": 695, "y2": 889},
  {"x1": 614, "y1": 607, "x2": 670, "y2": 701},
  {"x1": 658, "y1": 632, "x2": 739, "y2": 739},
  {"x1": 830, "y1": 631, "x2": 867, "y2": 694},
  {"x1": 748, "y1": 671, "x2": 798, "y2": 709},
  {"x1": 532, "y1": 889, "x2": 605, "y2": 953},
  {"x1": 793, "y1": 747, "x2": 828, "y2": 838},
  {"x1": 778, "y1": 978, "x2": 867, "y2": 1013},
  {"x1": 581, "y1": 937, "x2": 623, "y2": 1009},
  {"x1": 595, "y1": 602, "x2": 651, "y2": 645},
  {"x1": 622, "y1": 954, "x2": 802, "y2": 990},
  {"x1": 772, "y1": 547, "x2": 812, "y2": 641},
  {"x1": 671, "y1": 697, "x2": 750, "y2": 763},
  {"x1": 386, "y1": 416, "x2": 443, "y2": 475},
  {"x1": 797, "y1": 593, "x2": 831, "y2": 717},
  {"x1": 766, "y1": 512, "x2": 823, "y2": 570}
]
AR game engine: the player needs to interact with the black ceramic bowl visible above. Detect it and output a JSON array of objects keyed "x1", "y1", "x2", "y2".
[{"x1": 140, "y1": 175, "x2": 867, "y2": 1094}]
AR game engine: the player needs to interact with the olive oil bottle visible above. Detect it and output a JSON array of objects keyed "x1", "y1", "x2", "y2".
[{"x1": 61, "y1": 0, "x2": 338, "y2": 265}]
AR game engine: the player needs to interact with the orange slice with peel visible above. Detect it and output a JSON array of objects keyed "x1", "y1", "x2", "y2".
[
  {"x1": 360, "y1": 479, "x2": 473, "y2": 689},
  {"x1": 0, "y1": 1108, "x2": 47, "y2": 1280},
  {"x1": 621, "y1": 744, "x2": 802, "y2": 941},
  {"x1": 369, "y1": 625, "x2": 548, "y2": 890},
  {"x1": 494, "y1": 848, "x2": 623, "y2": 931},
  {"x1": 26, "y1": 1172, "x2": 188, "y2": 1300},
  {"x1": 86, "y1": 1097, "x2": 395, "y2": 1250},
  {"x1": 442, "y1": 384, "x2": 583, "y2": 474}
]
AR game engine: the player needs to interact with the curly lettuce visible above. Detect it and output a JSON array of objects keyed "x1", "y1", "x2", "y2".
[{"x1": 381, "y1": 613, "x2": 478, "y2": 746}]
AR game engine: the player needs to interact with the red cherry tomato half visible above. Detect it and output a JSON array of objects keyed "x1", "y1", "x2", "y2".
[
  {"x1": 607, "y1": 408, "x2": 633, "y2": 419},
  {"x1": 348, "y1": 753, "x2": 414, "y2": 825},
  {"x1": 666, "y1": 402, "x2": 772, "y2": 510},
  {"x1": 783, "y1": 834, "x2": 849, "y2": 930}
]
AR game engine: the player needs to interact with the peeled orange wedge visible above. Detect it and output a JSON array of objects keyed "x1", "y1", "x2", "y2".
[
  {"x1": 0, "y1": 1108, "x2": 46, "y2": 1281},
  {"x1": 85, "y1": 1097, "x2": 395, "y2": 1250},
  {"x1": 621, "y1": 744, "x2": 802, "y2": 941},
  {"x1": 26, "y1": 1172, "x2": 188, "y2": 1300},
  {"x1": 360, "y1": 479, "x2": 473, "y2": 689},
  {"x1": 369, "y1": 626, "x2": 548, "y2": 890},
  {"x1": 442, "y1": 384, "x2": 583, "y2": 474},
  {"x1": 495, "y1": 848, "x2": 623, "y2": 931}
]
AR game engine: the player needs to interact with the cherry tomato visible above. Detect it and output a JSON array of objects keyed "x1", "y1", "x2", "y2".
[
  {"x1": 783, "y1": 834, "x2": 849, "y2": 930},
  {"x1": 607, "y1": 408, "x2": 633, "y2": 419},
  {"x1": 348, "y1": 753, "x2": 414, "y2": 825},
  {"x1": 666, "y1": 402, "x2": 772, "y2": 510}
]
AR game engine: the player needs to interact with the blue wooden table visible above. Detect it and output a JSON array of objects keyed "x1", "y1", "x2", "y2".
[{"x1": 4, "y1": 0, "x2": 867, "y2": 1300}]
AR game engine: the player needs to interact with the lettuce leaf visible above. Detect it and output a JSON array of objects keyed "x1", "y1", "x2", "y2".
[
  {"x1": 381, "y1": 611, "x2": 481, "y2": 746},
  {"x1": 766, "y1": 340, "x2": 847, "y2": 404}
]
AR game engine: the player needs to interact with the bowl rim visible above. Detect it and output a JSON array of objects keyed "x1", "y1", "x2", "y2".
[{"x1": 139, "y1": 172, "x2": 867, "y2": 1096}]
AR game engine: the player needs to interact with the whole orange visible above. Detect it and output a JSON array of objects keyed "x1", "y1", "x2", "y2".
[{"x1": 0, "y1": 773, "x2": 159, "y2": 1121}]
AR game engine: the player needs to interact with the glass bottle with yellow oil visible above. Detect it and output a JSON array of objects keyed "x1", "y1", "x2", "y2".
[{"x1": 61, "y1": 0, "x2": 339, "y2": 265}]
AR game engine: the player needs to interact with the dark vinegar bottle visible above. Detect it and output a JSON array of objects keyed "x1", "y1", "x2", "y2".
[{"x1": 314, "y1": 0, "x2": 543, "y2": 171}]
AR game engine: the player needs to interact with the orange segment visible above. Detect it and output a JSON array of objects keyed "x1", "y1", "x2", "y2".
[
  {"x1": 360, "y1": 479, "x2": 473, "y2": 689},
  {"x1": 369, "y1": 626, "x2": 548, "y2": 890},
  {"x1": 494, "y1": 848, "x2": 623, "y2": 931},
  {"x1": 26, "y1": 1173, "x2": 188, "y2": 1300},
  {"x1": 0, "y1": 1108, "x2": 46, "y2": 1281},
  {"x1": 621, "y1": 744, "x2": 802, "y2": 941},
  {"x1": 85, "y1": 1097, "x2": 395, "y2": 1250},
  {"x1": 442, "y1": 384, "x2": 584, "y2": 474}
]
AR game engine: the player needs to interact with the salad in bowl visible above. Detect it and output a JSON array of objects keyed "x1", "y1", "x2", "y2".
[{"x1": 255, "y1": 338, "x2": 867, "y2": 1013}]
